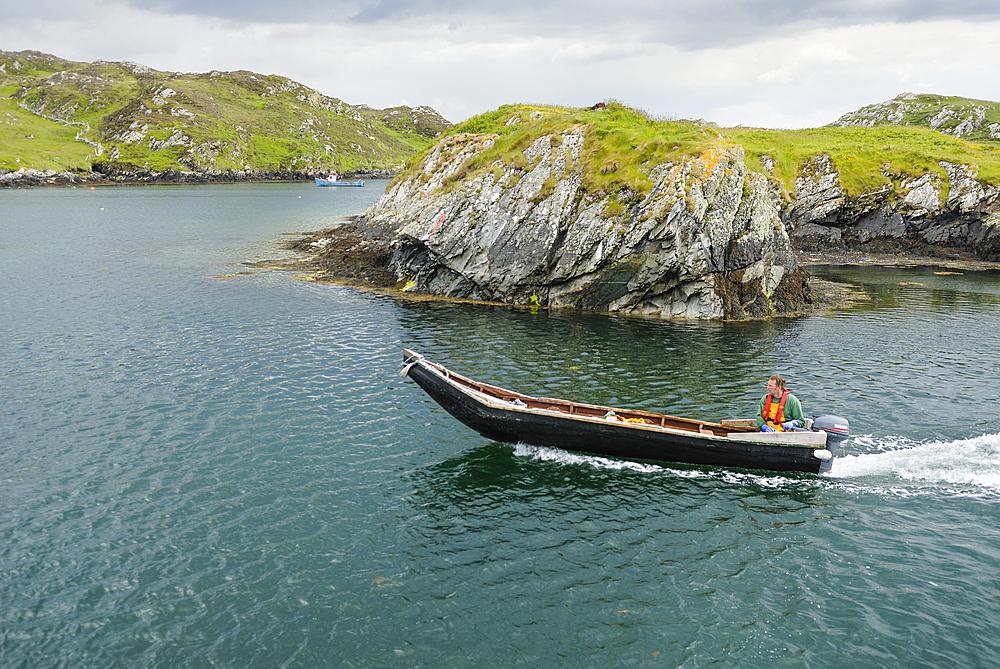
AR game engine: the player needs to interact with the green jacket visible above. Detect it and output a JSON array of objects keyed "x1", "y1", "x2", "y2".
[{"x1": 756, "y1": 392, "x2": 804, "y2": 430}]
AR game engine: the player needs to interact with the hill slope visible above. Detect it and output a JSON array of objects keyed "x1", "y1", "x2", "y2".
[
  {"x1": 0, "y1": 50, "x2": 450, "y2": 178},
  {"x1": 830, "y1": 92, "x2": 1000, "y2": 143}
]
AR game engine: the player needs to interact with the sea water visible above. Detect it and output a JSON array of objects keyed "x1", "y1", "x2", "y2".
[{"x1": 3, "y1": 182, "x2": 1000, "y2": 668}]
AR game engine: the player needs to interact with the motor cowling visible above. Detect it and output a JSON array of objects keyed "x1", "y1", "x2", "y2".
[{"x1": 812, "y1": 415, "x2": 850, "y2": 445}]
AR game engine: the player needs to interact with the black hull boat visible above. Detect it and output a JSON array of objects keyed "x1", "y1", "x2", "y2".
[{"x1": 400, "y1": 350, "x2": 850, "y2": 475}]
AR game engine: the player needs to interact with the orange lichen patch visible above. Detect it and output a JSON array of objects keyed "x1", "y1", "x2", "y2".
[{"x1": 694, "y1": 146, "x2": 729, "y2": 180}]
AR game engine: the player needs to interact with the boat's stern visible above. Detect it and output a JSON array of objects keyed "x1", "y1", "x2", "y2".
[{"x1": 812, "y1": 415, "x2": 850, "y2": 473}]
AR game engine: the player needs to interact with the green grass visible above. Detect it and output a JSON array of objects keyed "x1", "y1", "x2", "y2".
[
  {"x1": 431, "y1": 102, "x2": 722, "y2": 197},
  {"x1": 1, "y1": 50, "x2": 447, "y2": 174},
  {"x1": 397, "y1": 101, "x2": 1000, "y2": 207},
  {"x1": 722, "y1": 125, "x2": 1000, "y2": 200},
  {"x1": 0, "y1": 97, "x2": 94, "y2": 171}
]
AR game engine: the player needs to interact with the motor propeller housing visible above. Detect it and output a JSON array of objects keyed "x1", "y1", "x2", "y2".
[{"x1": 811, "y1": 415, "x2": 850, "y2": 473}]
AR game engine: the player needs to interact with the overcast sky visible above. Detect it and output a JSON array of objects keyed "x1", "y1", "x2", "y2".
[{"x1": 4, "y1": 1, "x2": 1000, "y2": 127}]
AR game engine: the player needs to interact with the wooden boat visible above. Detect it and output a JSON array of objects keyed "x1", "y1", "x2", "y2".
[
  {"x1": 315, "y1": 175, "x2": 364, "y2": 187},
  {"x1": 400, "y1": 349, "x2": 850, "y2": 474}
]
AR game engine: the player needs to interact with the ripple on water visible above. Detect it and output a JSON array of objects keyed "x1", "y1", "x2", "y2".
[{"x1": 5, "y1": 189, "x2": 1000, "y2": 667}]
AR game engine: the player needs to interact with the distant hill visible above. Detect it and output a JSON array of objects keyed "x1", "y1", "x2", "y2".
[
  {"x1": 830, "y1": 92, "x2": 1000, "y2": 143},
  {"x1": 0, "y1": 49, "x2": 451, "y2": 177}
]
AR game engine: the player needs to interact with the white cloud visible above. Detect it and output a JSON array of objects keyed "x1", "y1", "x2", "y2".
[
  {"x1": 757, "y1": 66, "x2": 796, "y2": 85},
  {"x1": 3, "y1": 2, "x2": 1000, "y2": 128}
]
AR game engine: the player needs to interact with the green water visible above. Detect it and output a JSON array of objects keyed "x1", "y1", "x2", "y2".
[{"x1": 2, "y1": 183, "x2": 1000, "y2": 668}]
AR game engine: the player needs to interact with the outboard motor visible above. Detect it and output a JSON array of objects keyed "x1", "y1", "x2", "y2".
[{"x1": 811, "y1": 415, "x2": 850, "y2": 473}]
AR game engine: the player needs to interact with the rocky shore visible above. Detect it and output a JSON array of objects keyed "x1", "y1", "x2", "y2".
[
  {"x1": 269, "y1": 224, "x2": 870, "y2": 317},
  {"x1": 0, "y1": 166, "x2": 395, "y2": 188},
  {"x1": 275, "y1": 226, "x2": 1000, "y2": 317},
  {"x1": 797, "y1": 248, "x2": 1000, "y2": 271},
  {"x1": 285, "y1": 104, "x2": 1000, "y2": 320},
  {"x1": 281, "y1": 127, "x2": 997, "y2": 319},
  {"x1": 783, "y1": 154, "x2": 1000, "y2": 261}
]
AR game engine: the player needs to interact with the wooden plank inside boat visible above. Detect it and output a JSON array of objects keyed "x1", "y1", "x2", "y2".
[{"x1": 726, "y1": 431, "x2": 827, "y2": 446}]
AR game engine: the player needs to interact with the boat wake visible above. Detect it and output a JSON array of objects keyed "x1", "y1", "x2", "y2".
[
  {"x1": 515, "y1": 433, "x2": 1000, "y2": 495},
  {"x1": 511, "y1": 443, "x2": 815, "y2": 488},
  {"x1": 513, "y1": 443, "x2": 668, "y2": 475},
  {"x1": 828, "y1": 433, "x2": 1000, "y2": 493}
]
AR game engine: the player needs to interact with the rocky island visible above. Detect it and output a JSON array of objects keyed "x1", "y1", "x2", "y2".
[
  {"x1": 293, "y1": 97, "x2": 1000, "y2": 320},
  {"x1": 352, "y1": 124, "x2": 806, "y2": 320}
]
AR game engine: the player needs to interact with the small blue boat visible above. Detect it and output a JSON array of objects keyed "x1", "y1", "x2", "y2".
[{"x1": 315, "y1": 173, "x2": 364, "y2": 187}]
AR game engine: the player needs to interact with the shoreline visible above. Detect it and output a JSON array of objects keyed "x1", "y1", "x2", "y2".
[
  {"x1": 0, "y1": 167, "x2": 395, "y2": 189},
  {"x1": 797, "y1": 249, "x2": 1000, "y2": 272},
  {"x1": 268, "y1": 229, "x2": 1000, "y2": 319},
  {"x1": 268, "y1": 228, "x2": 1000, "y2": 319}
]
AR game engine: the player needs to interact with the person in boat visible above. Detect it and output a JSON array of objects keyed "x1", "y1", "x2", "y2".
[{"x1": 757, "y1": 374, "x2": 804, "y2": 433}]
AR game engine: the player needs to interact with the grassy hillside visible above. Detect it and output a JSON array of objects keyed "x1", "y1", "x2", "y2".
[
  {"x1": 723, "y1": 124, "x2": 1000, "y2": 200},
  {"x1": 6, "y1": 52, "x2": 994, "y2": 202},
  {"x1": 400, "y1": 100, "x2": 1000, "y2": 205},
  {"x1": 831, "y1": 93, "x2": 1000, "y2": 143},
  {"x1": 0, "y1": 96, "x2": 94, "y2": 171},
  {"x1": 0, "y1": 50, "x2": 450, "y2": 175},
  {"x1": 430, "y1": 103, "x2": 723, "y2": 196}
]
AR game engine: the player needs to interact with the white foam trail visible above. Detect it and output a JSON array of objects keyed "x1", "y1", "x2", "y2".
[
  {"x1": 511, "y1": 443, "x2": 813, "y2": 488},
  {"x1": 514, "y1": 435, "x2": 1000, "y2": 495},
  {"x1": 513, "y1": 443, "x2": 673, "y2": 475},
  {"x1": 830, "y1": 433, "x2": 1000, "y2": 492}
]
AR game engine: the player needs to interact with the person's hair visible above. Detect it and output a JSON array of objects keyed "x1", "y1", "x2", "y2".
[{"x1": 769, "y1": 374, "x2": 786, "y2": 390}]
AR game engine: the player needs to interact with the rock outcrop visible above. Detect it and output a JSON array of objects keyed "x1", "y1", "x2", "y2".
[
  {"x1": 348, "y1": 128, "x2": 809, "y2": 320},
  {"x1": 780, "y1": 153, "x2": 1000, "y2": 259}
]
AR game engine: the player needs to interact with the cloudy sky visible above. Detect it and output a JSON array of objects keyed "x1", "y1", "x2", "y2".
[{"x1": 4, "y1": 0, "x2": 1000, "y2": 127}]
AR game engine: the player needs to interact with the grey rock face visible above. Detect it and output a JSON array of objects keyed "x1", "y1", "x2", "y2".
[
  {"x1": 354, "y1": 131, "x2": 808, "y2": 320},
  {"x1": 786, "y1": 155, "x2": 1000, "y2": 258},
  {"x1": 902, "y1": 173, "x2": 942, "y2": 214},
  {"x1": 786, "y1": 154, "x2": 845, "y2": 228}
]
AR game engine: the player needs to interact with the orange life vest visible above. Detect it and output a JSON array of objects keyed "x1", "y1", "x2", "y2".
[{"x1": 764, "y1": 390, "x2": 788, "y2": 430}]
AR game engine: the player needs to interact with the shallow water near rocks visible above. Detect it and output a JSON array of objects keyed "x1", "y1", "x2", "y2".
[{"x1": 3, "y1": 182, "x2": 1000, "y2": 668}]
